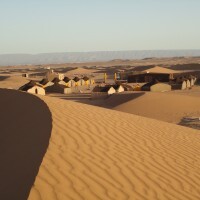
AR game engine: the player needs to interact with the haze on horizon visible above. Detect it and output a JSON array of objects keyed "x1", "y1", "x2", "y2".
[{"x1": 1, "y1": 0, "x2": 200, "y2": 54}]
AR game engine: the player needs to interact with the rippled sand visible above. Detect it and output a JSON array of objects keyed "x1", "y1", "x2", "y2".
[{"x1": 28, "y1": 94, "x2": 200, "y2": 200}]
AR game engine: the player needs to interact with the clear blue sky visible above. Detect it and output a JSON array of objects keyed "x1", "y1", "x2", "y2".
[{"x1": 0, "y1": 0, "x2": 200, "y2": 54}]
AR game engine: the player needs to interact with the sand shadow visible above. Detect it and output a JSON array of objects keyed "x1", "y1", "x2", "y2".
[
  {"x1": 0, "y1": 89, "x2": 52, "y2": 200},
  {"x1": 0, "y1": 76, "x2": 10, "y2": 81},
  {"x1": 48, "y1": 92, "x2": 145, "y2": 109},
  {"x1": 178, "y1": 120, "x2": 200, "y2": 130},
  {"x1": 103, "y1": 92, "x2": 146, "y2": 108}
]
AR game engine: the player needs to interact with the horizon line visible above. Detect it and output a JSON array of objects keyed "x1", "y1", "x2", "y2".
[{"x1": 1, "y1": 49, "x2": 200, "y2": 55}]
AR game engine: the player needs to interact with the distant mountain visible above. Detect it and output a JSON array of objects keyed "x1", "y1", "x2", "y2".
[{"x1": 0, "y1": 50, "x2": 200, "y2": 66}]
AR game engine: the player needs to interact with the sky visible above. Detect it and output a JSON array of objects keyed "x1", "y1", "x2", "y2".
[{"x1": 0, "y1": 0, "x2": 200, "y2": 54}]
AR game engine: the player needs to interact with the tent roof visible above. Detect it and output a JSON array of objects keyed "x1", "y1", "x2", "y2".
[
  {"x1": 82, "y1": 76, "x2": 89, "y2": 81},
  {"x1": 63, "y1": 77, "x2": 71, "y2": 83},
  {"x1": 92, "y1": 86, "x2": 114, "y2": 93},
  {"x1": 47, "y1": 83, "x2": 69, "y2": 88},
  {"x1": 19, "y1": 80, "x2": 38, "y2": 91},
  {"x1": 39, "y1": 78, "x2": 49, "y2": 85},
  {"x1": 110, "y1": 84, "x2": 121, "y2": 90},
  {"x1": 52, "y1": 77, "x2": 60, "y2": 83},
  {"x1": 73, "y1": 76, "x2": 80, "y2": 82},
  {"x1": 143, "y1": 66, "x2": 180, "y2": 74}
]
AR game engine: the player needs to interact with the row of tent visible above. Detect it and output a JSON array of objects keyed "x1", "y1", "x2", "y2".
[
  {"x1": 140, "y1": 77, "x2": 197, "y2": 92},
  {"x1": 19, "y1": 76, "x2": 197, "y2": 96},
  {"x1": 42, "y1": 76, "x2": 95, "y2": 88},
  {"x1": 92, "y1": 76, "x2": 197, "y2": 98},
  {"x1": 19, "y1": 76, "x2": 95, "y2": 95},
  {"x1": 91, "y1": 84, "x2": 134, "y2": 99}
]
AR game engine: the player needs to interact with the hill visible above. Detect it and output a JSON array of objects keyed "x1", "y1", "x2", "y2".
[{"x1": 1, "y1": 49, "x2": 200, "y2": 65}]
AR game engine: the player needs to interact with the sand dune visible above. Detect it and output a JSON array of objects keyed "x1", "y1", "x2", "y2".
[
  {"x1": 104, "y1": 92, "x2": 200, "y2": 124},
  {"x1": 0, "y1": 89, "x2": 52, "y2": 200},
  {"x1": 65, "y1": 67, "x2": 97, "y2": 76},
  {"x1": 0, "y1": 76, "x2": 29, "y2": 89},
  {"x1": 28, "y1": 94, "x2": 200, "y2": 200}
]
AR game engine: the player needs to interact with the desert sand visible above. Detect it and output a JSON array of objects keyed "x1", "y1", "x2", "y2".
[
  {"x1": 1, "y1": 66, "x2": 200, "y2": 199},
  {"x1": 0, "y1": 76, "x2": 29, "y2": 89},
  {"x1": 25, "y1": 93, "x2": 200, "y2": 200},
  {"x1": 65, "y1": 67, "x2": 97, "y2": 76},
  {"x1": 103, "y1": 91, "x2": 200, "y2": 124},
  {"x1": 0, "y1": 89, "x2": 52, "y2": 200}
]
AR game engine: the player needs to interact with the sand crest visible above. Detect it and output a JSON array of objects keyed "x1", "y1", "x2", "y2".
[
  {"x1": 65, "y1": 67, "x2": 97, "y2": 76},
  {"x1": 29, "y1": 95, "x2": 200, "y2": 200},
  {"x1": 0, "y1": 89, "x2": 52, "y2": 200}
]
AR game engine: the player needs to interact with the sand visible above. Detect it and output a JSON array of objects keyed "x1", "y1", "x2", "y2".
[
  {"x1": 1, "y1": 73, "x2": 200, "y2": 200},
  {"x1": 0, "y1": 89, "x2": 52, "y2": 200},
  {"x1": 65, "y1": 67, "x2": 97, "y2": 76},
  {"x1": 27, "y1": 94, "x2": 200, "y2": 200},
  {"x1": 104, "y1": 91, "x2": 200, "y2": 124},
  {"x1": 0, "y1": 76, "x2": 29, "y2": 89},
  {"x1": 143, "y1": 66, "x2": 181, "y2": 74}
]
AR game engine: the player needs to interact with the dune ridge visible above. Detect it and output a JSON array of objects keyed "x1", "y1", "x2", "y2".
[
  {"x1": 29, "y1": 95, "x2": 200, "y2": 200},
  {"x1": 0, "y1": 89, "x2": 52, "y2": 200}
]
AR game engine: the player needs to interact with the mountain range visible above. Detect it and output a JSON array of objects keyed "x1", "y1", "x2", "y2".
[{"x1": 1, "y1": 50, "x2": 200, "y2": 66}]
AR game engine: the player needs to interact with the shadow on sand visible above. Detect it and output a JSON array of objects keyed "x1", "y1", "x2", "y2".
[
  {"x1": 48, "y1": 92, "x2": 145, "y2": 109},
  {"x1": 102, "y1": 92, "x2": 146, "y2": 108},
  {"x1": 0, "y1": 76, "x2": 10, "y2": 81},
  {"x1": 0, "y1": 89, "x2": 52, "y2": 200},
  {"x1": 178, "y1": 120, "x2": 200, "y2": 130}
]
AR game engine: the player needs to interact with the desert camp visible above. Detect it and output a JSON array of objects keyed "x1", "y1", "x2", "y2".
[{"x1": 1, "y1": 1, "x2": 200, "y2": 199}]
